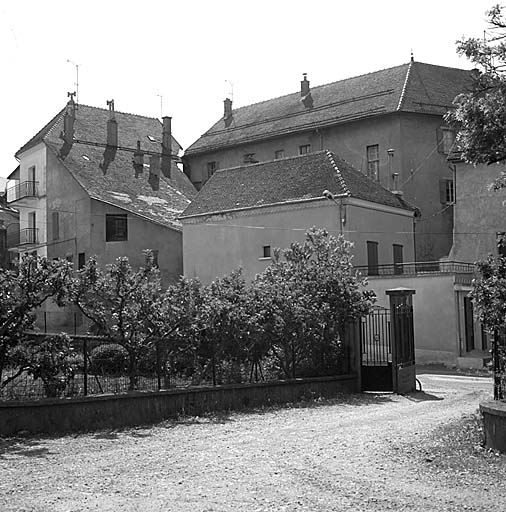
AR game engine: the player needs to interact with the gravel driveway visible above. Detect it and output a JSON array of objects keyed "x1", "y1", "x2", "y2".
[{"x1": 0, "y1": 372, "x2": 503, "y2": 511}]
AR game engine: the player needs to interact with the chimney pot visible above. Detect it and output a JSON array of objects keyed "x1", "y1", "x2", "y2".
[
  {"x1": 223, "y1": 98, "x2": 233, "y2": 123},
  {"x1": 106, "y1": 99, "x2": 118, "y2": 147},
  {"x1": 301, "y1": 73, "x2": 310, "y2": 97}
]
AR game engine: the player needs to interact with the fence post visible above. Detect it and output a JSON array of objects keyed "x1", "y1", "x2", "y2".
[
  {"x1": 156, "y1": 339, "x2": 162, "y2": 391},
  {"x1": 83, "y1": 337, "x2": 88, "y2": 396}
]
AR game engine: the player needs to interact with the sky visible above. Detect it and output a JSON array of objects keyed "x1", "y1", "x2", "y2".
[{"x1": 0, "y1": 0, "x2": 494, "y2": 178}]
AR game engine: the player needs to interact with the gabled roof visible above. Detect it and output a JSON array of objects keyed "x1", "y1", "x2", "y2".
[
  {"x1": 19, "y1": 103, "x2": 195, "y2": 231},
  {"x1": 180, "y1": 150, "x2": 415, "y2": 219},
  {"x1": 185, "y1": 61, "x2": 473, "y2": 155}
]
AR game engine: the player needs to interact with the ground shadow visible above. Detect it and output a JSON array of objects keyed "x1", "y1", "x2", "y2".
[
  {"x1": 404, "y1": 391, "x2": 444, "y2": 402},
  {"x1": 0, "y1": 437, "x2": 52, "y2": 459}
]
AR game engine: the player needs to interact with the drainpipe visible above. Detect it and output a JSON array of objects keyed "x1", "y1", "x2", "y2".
[{"x1": 322, "y1": 190, "x2": 348, "y2": 235}]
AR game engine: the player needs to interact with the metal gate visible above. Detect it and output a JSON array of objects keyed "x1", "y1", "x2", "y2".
[
  {"x1": 360, "y1": 307, "x2": 393, "y2": 391},
  {"x1": 360, "y1": 294, "x2": 415, "y2": 393}
]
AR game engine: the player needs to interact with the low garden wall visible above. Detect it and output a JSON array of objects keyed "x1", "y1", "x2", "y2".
[
  {"x1": 0, "y1": 374, "x2": 358, "y2": 436},
  {"x1": 480, "y1": 400, "x2": 506, "y2": 453}
]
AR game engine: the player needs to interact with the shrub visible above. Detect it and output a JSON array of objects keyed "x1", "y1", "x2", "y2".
[{"x1": 89, "y1": 344, "x2": 128, "y2": 376}]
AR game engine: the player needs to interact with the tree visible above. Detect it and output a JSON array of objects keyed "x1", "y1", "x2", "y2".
[
  {"x1": 254, "y1": 228, "x2": 375, "y2": 378},
  {"x1": 67, "y1": 252, "x2": 161, "y2": 390},
  {"x1": 0, "y1": 255, "x2": 71, "y2": 388},
  {"x1": 446, "y1": 5, "x2": 506, "y2": 179},
  {"x1": 471, "y1": 255, "x2": 506, "y2": 399}
]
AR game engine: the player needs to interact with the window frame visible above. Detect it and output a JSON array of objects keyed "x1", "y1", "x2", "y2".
[
  {"x1": 105, "y1": 213, "x2": 128, "y2": 242},
  {"x1": 275, "y1": 149, "x2": 285, "y2": 160},
  {"x1": 367, "y1": 240, "x2": 379, "y2": 276},
  {"x1": 299, "y1": 144, "x2": 311, "y2": 155},
  {"x1": 366, "y1": 144, "x2": 380, "y2": 181},
  {"x1": 207, "y1": 161, "x2": 217, "y2": 179}
]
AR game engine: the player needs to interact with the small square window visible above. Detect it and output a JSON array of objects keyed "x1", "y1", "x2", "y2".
[
  {"x1": 299, "y1": 144, "x2": 311, "y2": 155},
  {"x1": 263, "y1": 245, "x2": 271, "y2": 258},
  {"x1": 366, "y1": 145, "x2": 380, "y2": 181},
  {"x1": 106, "y1": 214, "x2": 128, "y2": 242},
  {"x1": 207, "y1": 161, "x2": 217, "y2": 178},
  {"x1": 275, "y1": 149, "x2": 285, "y2": 160}
]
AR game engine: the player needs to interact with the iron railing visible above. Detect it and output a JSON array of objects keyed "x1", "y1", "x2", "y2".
[
  {"x1": 16, "y1": 228, "x2": 39, "y2": 246},
  {"x1": 6, "y1": 181, "x2": 38, "y2": 202},
  {"x1": 355, "y1": 260, "x2": 475, "y2": 277}
]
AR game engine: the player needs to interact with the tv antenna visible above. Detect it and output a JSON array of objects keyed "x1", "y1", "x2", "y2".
[
  {"x1": 157, "y1": 94, "x2": 163, "y2": 119},
  {"x1": 67, "y1": 59, "x2": 80, "y2": 104},
  {"x1": 225, "y1": 80, "x2": 234, "y2": 101}
]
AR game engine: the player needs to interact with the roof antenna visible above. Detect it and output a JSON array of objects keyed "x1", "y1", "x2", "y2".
[
  {"x1": 157, "y1": 94, "x2": 163, "y2": 120},
  {"x1": 67, "y1": 59, "x2": 80, "y2": 105},
  {"x1": 225, "y1": 80, "x2": 234, "y2": 101}
]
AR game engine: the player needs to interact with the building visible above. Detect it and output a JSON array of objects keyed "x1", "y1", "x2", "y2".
[
  {"x1": 183, "y1": 59, "x2": 472, "y2": 262},
  {"x1": 180, "y1": 150, "x2": 416, "y2": 282},
  {"x1": 0, "y1": 189, "x2": 18, "y2": 269},
  {"x1": 6, "y1": 96, "x2": 196, "y2": 285}
]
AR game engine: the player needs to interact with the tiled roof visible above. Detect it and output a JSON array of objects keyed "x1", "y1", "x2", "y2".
[
  {"x1": 21, "y1": 103, "x2": 195, "y2": 230},
  {"x1": 185, "y1": 62, "x2": 473, "y2": 155},
  {"x1": 180, "y1": 150, "x2": 414, "y2": 218}
]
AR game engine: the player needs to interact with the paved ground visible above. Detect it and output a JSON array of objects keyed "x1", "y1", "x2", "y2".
[{"x1": 0, "y1": 372, "x2": 504, "y2": 511}]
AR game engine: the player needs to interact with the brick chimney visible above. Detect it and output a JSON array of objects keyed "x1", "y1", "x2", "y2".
[
  {"x1": 61, "y1": 92, "x2": 76, "y2": 144},
  {"x1": 223, "y1": 98, "x2": 233, "y2": 127},
  {"x1": 161, "y1": 116, "x2": 172, "y2": 178},
  {"x1": 300, "y1": 73, "x2": 313, "y2": 108},
  {"x1": 106, "y1": 99, "x2": 118, "y2": 147}
]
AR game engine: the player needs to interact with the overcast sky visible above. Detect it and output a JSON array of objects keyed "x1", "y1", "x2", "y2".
[{"x1": 0, "y1": 0, "x2": 492, "y2": 178}]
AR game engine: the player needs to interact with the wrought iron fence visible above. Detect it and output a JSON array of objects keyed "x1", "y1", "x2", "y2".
[
  {"x1": 355, "y1": 260, "x2": 476, "y2": 277},
  {"x1": 6, "y1": 181, "x2": 38, "y2": 202},
  {"x1": 0, "y1": 331, "x2": 352, "y2": 402}
]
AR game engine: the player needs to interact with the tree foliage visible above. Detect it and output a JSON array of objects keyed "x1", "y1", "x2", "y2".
[
  {"x1": 254, "y1": 228, "x2": 375, "y2": 378},
  {"x1": 0, "y1": 255, "x2": 71, "y2": 387},
  {"x1": 67, "y1": 252, "x2": 162, "y2": 390},
  {"x1": 446, "y1": 5, "x2": 506, "y2": 175}
]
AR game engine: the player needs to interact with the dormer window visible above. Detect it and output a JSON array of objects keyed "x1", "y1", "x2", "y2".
[{"x1": 147, "y1": 135, "x2": 157, "y2": 143}]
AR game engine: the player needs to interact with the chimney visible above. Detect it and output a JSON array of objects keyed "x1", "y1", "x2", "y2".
[
  {"x1": 300, "y1": 73, "x2": 313, "y2": 108},
  {"x1": 223, "y1": 98, "x2": 233, "y2": 127},
  {"x1": 133, "y1": 140, "x2": 144, "y2": 177},
  {"x1": 301, "y1": 73, "x2": 310, "y2": 97},
  {"x1": 106, "y1": 99, "x2": 118, "y2": 147},
  {"x1": 161, "y1": 116, "x2": 172, "y2": 178},
  {"x1": 61, "y1": 92, "x2": 76, "y2": 144}
]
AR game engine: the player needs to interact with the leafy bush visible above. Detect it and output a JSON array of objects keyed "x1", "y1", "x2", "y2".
[{"x1": 89, "y1": 344, "x2": 128, "y2": 376}]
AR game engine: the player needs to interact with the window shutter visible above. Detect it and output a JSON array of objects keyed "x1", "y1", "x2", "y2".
[
  {"x1": 436, "y1": 127, "x2": 444, "y2": 153},
  {"x1": 439, "y1": 179, "x2": 447, "y2": 203}
]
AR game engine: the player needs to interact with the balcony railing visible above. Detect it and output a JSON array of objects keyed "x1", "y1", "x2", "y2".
[
  {"x1": 8, "y1": 228, "x2": 39, "y2": 247},
  {"x1": 6, "y1": 181, "x2": 39, "y2": 202},
  {"x1": 355, "y1": 261, "x2": 476, "y2": 277}
]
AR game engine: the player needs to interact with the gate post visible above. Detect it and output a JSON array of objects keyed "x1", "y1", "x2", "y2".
[{"x1": 386, "y1": 287, "x2": 416, "y2": 394}]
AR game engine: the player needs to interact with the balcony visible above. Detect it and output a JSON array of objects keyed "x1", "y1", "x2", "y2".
[
  {"x1": 355, "y1": 261, "x2": 476, "y2": 277},
  {"x1": 7, "y1": 228, "x2": 39, "y2": 248},
  {"x1": 6, "y1": 181, "x2": 39, "y2": 203}
]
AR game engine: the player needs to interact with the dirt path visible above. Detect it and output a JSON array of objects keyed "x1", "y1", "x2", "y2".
[{"x1": 0, "y1": 373, "x2": 503, "y2": 512}]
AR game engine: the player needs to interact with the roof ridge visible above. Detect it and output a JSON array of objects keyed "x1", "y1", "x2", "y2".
[
  {"x1": 397, "y1": 60, "x2": 413, "y2": 111},
  {"x1": 76, "y1": 103, "x2": 161, "y2": 122},
  {"x1": 325, "y1": 150, "x2": 351, "y2": 196},
  {"x1": 227, "y1": 63, "x2": 412, "y2": 115},
  {"x1": 211, "y1": 150, "x2": 329, "y2": 175}
]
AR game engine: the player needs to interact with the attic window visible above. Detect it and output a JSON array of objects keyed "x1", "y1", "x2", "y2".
[
  {"x1": 82, "y1": 155, "x2": 90, "y2": 161},
  {"x1": 147, "y1": 135, "x2": 157, "y2": 143}
]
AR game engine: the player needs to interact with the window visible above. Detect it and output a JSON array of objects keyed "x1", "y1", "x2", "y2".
[
  {"x1": 150, "y1": 249, "x2": 159, "y2": 267},
  {"x1": 243, "y1": 153, "x2": 258, "y2": 163},
  {"x1": 106, "y1": 214, "x2": 128, "y2": 242},
  {"x1": 439, "y1": 179, "x2": 455, "y2": 204},
  {"x1": 437, "y1": 127, "x2": 456, "y2": 155},
  {"x1": 367, "y1": 241, "x2": 379, "y2": 276},
  {"x1": 207, "y1": 161, "x2": 217, "y2": 178},
  {"x1": 366, "y1": 145, "x2": 380, "y2": 181},
  {"x1": 262, "y1": 245, "x2": 271, "y2": 258},
  {"x1": 275, "y1": 149, "x2": 285, "y2": 160},
  {"x1": 78, "y1": 252, "x2": 86, "y2": 269},
  {"x1": 52, "y1": 211, "x2": 59, "y2": 240},
  {"x1": 497, "y1": 232, "x2": 506, "y2": 258},
  {"x1": 393, "y1": 244, "x2": 403, "y2": 275},
  {"x1": 299, "y1": 144, "x2": 311, "y2": 155}
]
